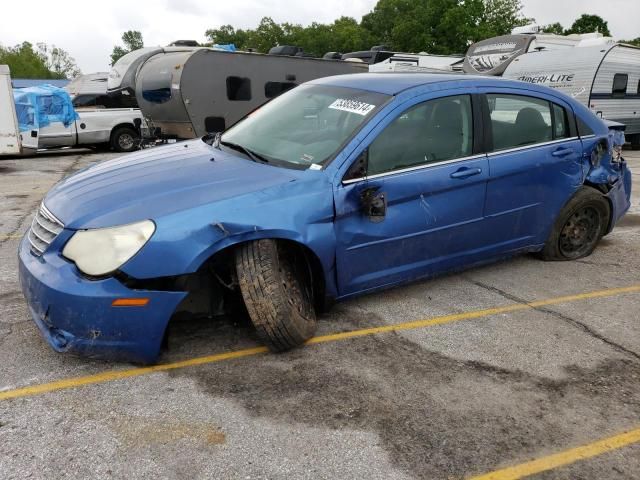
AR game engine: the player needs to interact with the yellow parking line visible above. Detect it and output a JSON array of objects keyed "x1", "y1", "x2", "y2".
[
  {"x1": 469, "y1": 426, "x2": 640, "y2": 480},
  {"x1": 0, "y1": 283, "x2": 639, "y2": 402},
  {"x1": 0, "y1": 234, "x2": 24, "y2": 240}
]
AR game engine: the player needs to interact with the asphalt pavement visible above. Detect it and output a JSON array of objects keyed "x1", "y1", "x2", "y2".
[{"x1": 0, "y1": 147, "x2": 639, "y2": 479}]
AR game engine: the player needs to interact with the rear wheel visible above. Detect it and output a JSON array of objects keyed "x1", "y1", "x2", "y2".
[
  {"x1": 110, "y1": 127, "x2": 139, "y2": 153},
  {"x1": 235, "y1": 240, "x2": 317, "y2": 351},
  {"x1": 539, "y1": 187, "x2": 610, "y2": 261}
]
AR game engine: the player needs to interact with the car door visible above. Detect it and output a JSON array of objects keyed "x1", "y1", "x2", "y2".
[
  {"x1": 478, "y1": 89, "x2": 584, "y2": 250},
  {"x1": 333, "y1": 92, "x2": 490, "y2": 296}
]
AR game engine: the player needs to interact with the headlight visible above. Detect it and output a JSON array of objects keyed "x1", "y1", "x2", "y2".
[{"x1": 62, "y1": 220, "x2": 155, "y2": 276}]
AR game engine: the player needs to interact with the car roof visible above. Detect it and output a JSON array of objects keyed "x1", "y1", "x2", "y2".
[{"x1": 308, "y1": 73, "x2": 533, "y2": 96}]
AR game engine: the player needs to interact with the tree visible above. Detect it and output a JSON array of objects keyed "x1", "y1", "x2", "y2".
[
  {"x1": 473, "y1": 0, "x2": 533, "y2": 40},
  {"x1": 542, "y1": 22, "x2": 565, "y2": 35},
  {"x1": 204, "y1": 0, "x2": 532, "y2": 58},
  {"x1": 566, "y1": 14, "x2": 611, "y2": 36},
  {"x1": 621, "y1": 37, "x2": 640, "y2": 47},
  {"x1": 0, "y1": 41, "x2": 76, "y2": 79},
  {"x1": 110, "y1": 30, "x2": 144, "y2": 65},
  {"x1": 360, "y1": 0, "x2": 531, "y2": 54},
  {"x1": 205, "y1": 24, "x2": 250, "y2": 48},
  {"x1": 37, "y1": 43, "x2": 80, "y2": 79}
]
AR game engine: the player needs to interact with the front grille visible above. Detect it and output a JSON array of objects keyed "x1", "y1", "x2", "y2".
[{"x1": 28, "y1": 204, "x2": 64, "y2": 256}]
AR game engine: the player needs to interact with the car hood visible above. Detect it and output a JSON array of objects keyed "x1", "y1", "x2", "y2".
[{"x1": 44, "y1": 140, "x2": 303, "y2": 229}]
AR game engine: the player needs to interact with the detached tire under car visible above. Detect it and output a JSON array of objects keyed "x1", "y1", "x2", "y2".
[
  {"x1": 235, "y1": 239, "x2": 317, "y2": 351},
  {"x1": 539, "y1": 187, "x2": 611, "y2": 261}
]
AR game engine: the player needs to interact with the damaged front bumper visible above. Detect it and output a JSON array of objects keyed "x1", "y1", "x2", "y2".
[{"x1": 18, "y1": 234, "x2": 187, "y2": 364}]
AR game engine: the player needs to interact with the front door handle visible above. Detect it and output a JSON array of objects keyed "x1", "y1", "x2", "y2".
[
  {"x1": 450, "y1": 167, "x2": 482, "y2": 179},
  {"x1": 552, "y1": 147, "x2": 575, "y2": 157}
]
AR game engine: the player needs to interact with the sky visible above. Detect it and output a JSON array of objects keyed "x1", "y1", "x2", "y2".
[{"x1": 1, "y1": 0, "x2": 638, "y2": 74}]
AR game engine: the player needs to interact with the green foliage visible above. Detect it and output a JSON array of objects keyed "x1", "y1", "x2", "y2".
[
  {"x1": 205, "y1": 0, "x2": 531, "y2": 57},
  {"x1": 566, "y1": 14, "x2": 611, "y2": 36},
  {"x1": 110, "y1": 30, "x2": 144, "y2": 66},
  {"x1": 621, "y1": 38, "x2": 640, "y2": 47},
  {"x1": 359, "y1": 0, "x2": 530, "y2": 54},
  {"x1": 0, "y1": 41, "x2": 79, "y2": 79},
  {"x1": 206, "y1": 16, "x2": 373, "y2": 56},
  {"x1": 542, "y1": 22, "x2": 565, "y2": 35},
  {"x1": 37, "y1": 43, "x2": 81, "y2": 79}
]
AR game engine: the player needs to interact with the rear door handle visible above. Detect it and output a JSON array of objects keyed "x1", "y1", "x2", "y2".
[
  {"x1": 552, "y1": 147, "x2": 575, "y2": 157},
  {"x1": 450, "y1": 167, "x2": 482, "y2": 179}
]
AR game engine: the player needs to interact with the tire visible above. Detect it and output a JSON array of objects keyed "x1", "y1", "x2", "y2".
[
  {"x1": 235, "y1": 239, "x2": 317, "y2": 351},
  {"x1": 110, "y1": 127, "x2": 139, "y2": 153},
  {"x1": 539, "y1": 187, "x2": 610, "y2": 261}
]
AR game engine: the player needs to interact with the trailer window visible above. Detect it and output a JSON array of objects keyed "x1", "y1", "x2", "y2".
[
  {"x1": 487, "y1": 94, "x2": 552, "y2": 150},
  {"x1": 227, "y1": 76, "x2": 252, "y2": 101},
  {"x1": 552, "y1": 104, "x2": 569, "y2": 140},
  {"x1": 141, "y1": 70, "x2": 172, "y2": 104},
  {"x1": 612, "y1": 74, "x2": 628, "y2": 97},
  {"x1": 265, "y1": 82, "x2": 297, "y2": 99}
]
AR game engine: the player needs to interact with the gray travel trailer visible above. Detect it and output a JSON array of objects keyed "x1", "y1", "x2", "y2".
[
  {"x1": 108, "y1": 47, "x2": 368, "y2": 140},
  {"x1": 502, "y1": 44, "x2": 640, "y2": 144}
]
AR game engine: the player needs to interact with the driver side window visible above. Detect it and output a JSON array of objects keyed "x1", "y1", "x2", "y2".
[{"x1": 368, "y1": 95, "x2": 473, "y2": 176}]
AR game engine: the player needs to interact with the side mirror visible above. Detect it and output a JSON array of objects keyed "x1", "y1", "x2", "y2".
[{"x1": 360, "y1": 186, "x2": 386, "y2": 223}]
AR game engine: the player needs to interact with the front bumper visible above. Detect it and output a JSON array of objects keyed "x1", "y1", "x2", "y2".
[{"x1": 18, "y1": 233, "x2": 187, "y2": 364}]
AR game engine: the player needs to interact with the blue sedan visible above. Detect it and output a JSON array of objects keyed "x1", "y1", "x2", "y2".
[{"x1": 19, "y1": 74, "x2": 632, "y2": 363}]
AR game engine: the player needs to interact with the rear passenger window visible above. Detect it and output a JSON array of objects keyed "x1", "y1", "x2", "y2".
[
  {"x1": 368, "y1": 95, "x2": 473, "y2": 175},
  {"x1": 576, "y1": 116, "x2": 594, "y2": 137},
  {"x1": 612, "y1": 74, "x2": 628, "y2": 97},
  {"x1": 226, "y1": 76, "x2": 252, "y2": 101},
  {"x1": 487, "y1": 94, "x2": 552, "y2": 150},
  {"x1": 552, "y1": 103, "x2": 569, "y2": 139}
]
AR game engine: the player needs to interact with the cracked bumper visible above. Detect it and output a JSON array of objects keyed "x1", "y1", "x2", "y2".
[{"x1": 18, "y1": 234, "x2": 187, "y2": 363}]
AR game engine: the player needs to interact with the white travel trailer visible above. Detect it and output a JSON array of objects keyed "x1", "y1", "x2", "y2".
[
  {"x1": 463, "y1": 26, "x2": 614, "y2": 76},
  {"x1": 0, "y1": 65, "x2": 21, "y2": 155},
  {"x1": 502, "y1": 43, "x2": 640, "y2": 145},
  {"x1": 368, "y1": 53, "x2": 463, "y2": 73},
  {"x1": 0, "y1": 65, "x2": 37, "y2": 155}
]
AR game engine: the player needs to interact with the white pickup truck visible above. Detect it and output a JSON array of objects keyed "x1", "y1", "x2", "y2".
[
  {"x1": 1, "y1": 65, "x2": 142, "y2": 156},
  {"x1": 36, "y1": 107, "x2": 142, "y2": 153}
]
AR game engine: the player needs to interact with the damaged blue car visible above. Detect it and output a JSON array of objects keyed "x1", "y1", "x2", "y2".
[{"x1": 19, "y1": 74, "x2": 632, "y2": 363}]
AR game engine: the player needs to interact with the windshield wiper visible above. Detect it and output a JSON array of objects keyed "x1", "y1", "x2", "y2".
[{"x1": 220, "y1": 140, "x2": 269, "y2": 163}]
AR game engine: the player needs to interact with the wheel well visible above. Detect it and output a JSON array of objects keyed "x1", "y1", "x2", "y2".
[
  {"x1": 582, "y1": 182, "x2": 614, "y2": 233},
  {"x1": 110, "y1": 123, "x2": 137, "y2": 141},
  {"x1": 202, "y1": 238, "x2": 328, "y2": 313}
]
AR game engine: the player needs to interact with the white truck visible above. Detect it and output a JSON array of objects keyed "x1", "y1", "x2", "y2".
[{"x1": 1, "y1": 65, "x2": 142, "y2": 156}]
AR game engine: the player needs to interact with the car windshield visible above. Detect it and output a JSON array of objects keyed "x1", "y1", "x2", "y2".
[{"x1": 219, "y1": 84, "x2": 390, "y2": 169}]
